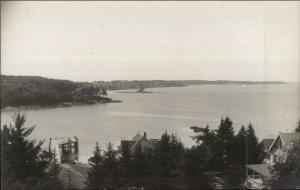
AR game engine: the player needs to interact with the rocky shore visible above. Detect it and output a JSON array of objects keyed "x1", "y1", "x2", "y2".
[{"x1": 1, "y1": 99, "x2": 122, "y2": 112}]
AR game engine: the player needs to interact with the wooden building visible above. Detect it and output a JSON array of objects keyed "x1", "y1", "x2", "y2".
[{"x1": 49, "y1": 136, "x2": 79, "y2": 163}]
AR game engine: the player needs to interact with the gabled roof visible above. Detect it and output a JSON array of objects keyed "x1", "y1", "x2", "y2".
[
  {"x1": 268, "y1": 132, "x2": 300, "y2": 152},
  {"x1": 280, "y1": 132, "x2": 300, "y2": 145},
  {"x1": 261, "y1": 139, "x2": 275, "y2": 149},
  {"x1": 246, "y1": 164, "x2": 272, "y2": 178},
  {"x1": 132, "y1": 133, "x2": 144, "y2": 141}
]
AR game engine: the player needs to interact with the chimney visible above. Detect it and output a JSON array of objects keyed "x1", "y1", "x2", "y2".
[{"x1": 144, "y1": 132, "x2": 147, "y2": 139}]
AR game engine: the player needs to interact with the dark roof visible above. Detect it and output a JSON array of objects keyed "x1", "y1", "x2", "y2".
[
  {"x1": 261, "y1": 139, "x2": 275, "y2": 149},
  {"x1": 280, "y1": 132, "x2": 300, "y2": 145},
  {"x1": 246, "y1": 164, "x2": 272, "y2": 178},
  {"x1": 268, "y1": 132, "x2": 300, "y2": 152}
]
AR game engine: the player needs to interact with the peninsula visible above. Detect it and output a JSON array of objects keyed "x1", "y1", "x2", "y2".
[{"x1": 1, "y1": 75, "x2": 286, "y2": 109}]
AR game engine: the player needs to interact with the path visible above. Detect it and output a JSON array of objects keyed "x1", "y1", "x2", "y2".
[{"x1": 60, "y1": 163, "x2": 90, "y2": 189}]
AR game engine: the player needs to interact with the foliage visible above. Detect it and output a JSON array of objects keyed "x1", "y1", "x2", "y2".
[
  {"x1": 1, "y1": 75, "x2": 109, "y2": 108},
  {"x1": 214, "y1": 117, "x2": 236, "y2": 173},
  {"x1": 86, "y1": 142, "x2": 103, "y2": 189},
  {"x1": 191, "y1": 117, "x2": 266, "y2": 186},
  {"x1": 267, "y1": 142, "x2": 300, "y2": 188},
  {"x1": 119, "y1": 141, "x2": 132, "y2": 177},
  {"x1": 1, "y1": 112, "x2": 63, "y2": 190}
]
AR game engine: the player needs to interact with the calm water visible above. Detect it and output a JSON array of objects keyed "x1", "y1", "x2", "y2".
[{"x1": 1, "y1": 84, "x2": 299, "y2": 163}]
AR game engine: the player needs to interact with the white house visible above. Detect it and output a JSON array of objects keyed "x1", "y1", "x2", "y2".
[
  {"x1": 246, "y1": 132, "x2": 300, "y2": 189},
  {"x1": 267, "y1": 132, "x2": 300, "y2": 165}
]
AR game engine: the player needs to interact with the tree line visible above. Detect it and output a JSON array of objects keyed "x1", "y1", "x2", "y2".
[
  {"x1": 1, "y1": 113, "x2": 299, "y2": 189},
  {"x1": 1, "y1": 75, "x2": 108, "y2": 108},
  {"x1": 86, "y1": 116, "x2": 266, "y2": 189}
]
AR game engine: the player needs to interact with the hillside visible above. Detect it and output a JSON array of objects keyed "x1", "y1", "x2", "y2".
[
  {"x1": 1, "y1": 75, "x2": 287, "y2": 108},
  {"x1": 1, "y1": 75, "x2": 110, "y2": 108}
]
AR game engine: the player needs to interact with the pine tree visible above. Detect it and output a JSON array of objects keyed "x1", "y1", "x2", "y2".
[
  {"x1": 156, "y1": 132, "x2": 172, "y2": 177},
  {"x1": 101, "y1": 143, "x2": 120, "y2": 188},
  {"x1": 215, "y1": 116, "x2": 235, "y2": 173},
  {"x1": 235, "y1": 126, "x2": 247, "y2": 170},
  {"x1": 119, "y1": 141, "x2": 132, "y2": 177},
  {"x1": 47, "y1": 151, "x2": 64, "y2": 189},
  {"x1": 169, "y1": 134, "x2": 185, "y2": 177},
  {"x1": 132, "y1": 142, "x2": 147, "y2": 177},
  {"x1": 86, "y1": 142, "x2": 103, "y2": 189},
  {"x1": 246, "y1": 123, "x2": 265, "y2": 164},
  {"x1": 1, "y1": 112, "x2": 62, "y2": 190}
]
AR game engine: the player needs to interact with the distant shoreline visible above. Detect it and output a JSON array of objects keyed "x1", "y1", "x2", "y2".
[
  {"x1": 1, "y1": 74, "x2": 289, "y2": 111},
  {"x1": 1, "y1": 99, "x2": 122, "y2": 112}
]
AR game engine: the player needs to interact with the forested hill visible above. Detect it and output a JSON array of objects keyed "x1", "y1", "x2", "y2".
[
  {"x1": 1, "y1": 75, "x2": 109, "y2": 108},
  {"x1": 1, "y1": 75, "x2": 286, "y2": 108}
]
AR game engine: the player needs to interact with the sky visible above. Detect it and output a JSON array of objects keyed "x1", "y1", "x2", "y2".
[{"x1": 1, "y1": 1, "x2": 299, "y2": 82}]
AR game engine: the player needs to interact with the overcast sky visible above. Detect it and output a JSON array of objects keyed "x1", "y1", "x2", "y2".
[{"x1": 1, "y1": 1, "x2": 299, "y2": 82}]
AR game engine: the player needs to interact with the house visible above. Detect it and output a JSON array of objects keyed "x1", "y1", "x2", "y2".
[
  {"x1": 261, "y1": 138, "x2": 275, "y2": 152},
  {"x1": 119, "y1": 132, "x2": 159, "y2": 154},
  {"x1": 246, "y1": 164, "x2": 272, "y2": 189},
  {"x1": 49, "y1": 137, "x2": 79, "y2": 163},
  {"x1": 261, "y1": 138, "x2": 275, "y2": 162},
  {"x1": 246, "y1": 132, "x2": 300, "y2": 189},
  {"x1": 267, "y1": 132, "x2": 300, "y2": 165}
]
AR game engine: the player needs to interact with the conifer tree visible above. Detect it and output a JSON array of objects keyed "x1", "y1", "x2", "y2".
[
  {"x1": 1, "y1": 112, "x2": 62, "y2": 190},
  {"x1": 47, "y1": 151, "x2": 64, "y2": 189},
  {"x1": 119, "y1": 141, "x2": 132, "y2": 177},
  {"x1": 191, "y1": 125, "x2": 217, "y2": 170},
  {"x1": 101, "y1": 143, "x2": 120, "y2": 188},
  {"x1": 246, "y1": 123, "x2": 265, "y2": 164},
  {"x1": 156, "y1": 132, "x2": 172, "y2": 177},
  {"x1": 215, "y1": 116, "x2": 235, "y2": 173},
  {"x1": 131, "y1": 142, "x2": 147, "y2": 177},
  {"x1": 86, "y1": 142, "x2": 103, "y2": 189},
  {"x1": 235, "y1": 125, "x2": 247, "y2": 170}
]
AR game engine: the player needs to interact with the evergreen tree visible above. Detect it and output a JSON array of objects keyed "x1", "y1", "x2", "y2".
[
  {"x1": 246, "y1": 123, "x2": 265, "y2": 164},
  {"x1": 46, "y1": 151, "x2": 64, "y2": 189},
  {"x1": 169, "y1": 134, "x2": 185, "y2": 177},
  {"x1": 228, "y1": 125, "x2": 248, "y2": 184},
  {"x1": 184, "y1": 144, "x2": 211, "y2": 177},
  {"x1": 191, "y1": 125, "x2": 217, "y2": 169},
  {"x1": 214, "y1": 116, "x2": 235, "y2": 173},
  {"x1": 155, "y1": 132, "x2": 172, "y2": 177},
  {"x1": 86, "y1": 142, "x2": 103, "y2": 189},
  {"x1": 1, "y1": 112, "x2": 62, "y2": 190},
  {"x1": 101, "y1": 143, "x2": 120, "y2": 188},
  {"x1": 119, "y1": 141, "x2": 132, "y2": 177},
  {"x1": 131, "y1": 142, "x2": 147, "y2": 177},
  {"x1": 235, "y1": 126, "x2": 247, "y2": 172}
]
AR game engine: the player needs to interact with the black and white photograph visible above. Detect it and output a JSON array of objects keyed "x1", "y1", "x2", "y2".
[{"x1": 1, "y1": 1, "x2": 300, "y2": 189}]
